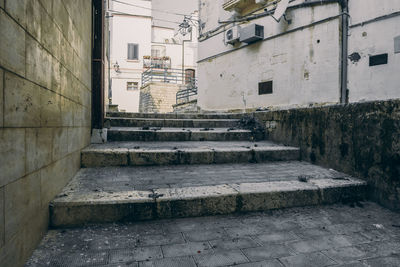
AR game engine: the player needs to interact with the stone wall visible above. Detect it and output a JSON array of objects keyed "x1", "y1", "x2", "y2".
[
  {"x1": 173, "y1": 100, "x2": 198, "y2": 113},
  {"x1": 0, "y1": 1, "x2": 92, "y2": 266},
  {"x1": 139, "y1": 82, "x2": 180, "y2": 113},
  {"x1": 254, "y1": 100, "x2": 400, "y2": 211}
]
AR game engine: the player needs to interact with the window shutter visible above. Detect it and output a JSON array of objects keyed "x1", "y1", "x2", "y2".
[{"x1": 127, "y1": 44, "x2": 138, "y2": 60}]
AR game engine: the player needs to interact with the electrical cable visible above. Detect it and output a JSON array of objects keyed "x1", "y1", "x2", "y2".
[{"x1": 111, "y1": 0, "x2": 191, "y2": 17}]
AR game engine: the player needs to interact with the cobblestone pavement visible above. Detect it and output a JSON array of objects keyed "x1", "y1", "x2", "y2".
[{"x1": 26, "y1": 202, "x2": 400, "y2": 267}]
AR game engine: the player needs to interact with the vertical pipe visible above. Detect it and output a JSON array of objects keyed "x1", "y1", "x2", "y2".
[{"x1": 340, "y1": 0, "x2": 349, "y2": 104}]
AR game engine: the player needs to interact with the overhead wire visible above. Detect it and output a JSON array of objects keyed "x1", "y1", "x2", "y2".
[{"x1": 111, "y1": 0, "x2": 191, "y2": 17}]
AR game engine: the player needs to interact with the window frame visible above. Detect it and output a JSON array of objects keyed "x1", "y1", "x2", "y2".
[
  {"x1": 126, "y1": 81, "x2": 139, "y2": 91},
  {"x1": 127, "y1": 43, "x2": 139, "y2": 60}
]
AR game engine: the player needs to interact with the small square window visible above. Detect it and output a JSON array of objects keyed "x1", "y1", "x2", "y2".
[
  {"x1": 127, "y1": 82, "x2": 138, "y2": 91},
  {"x1": 259, "y1": 81, "x2": 273, "y2": 95}
]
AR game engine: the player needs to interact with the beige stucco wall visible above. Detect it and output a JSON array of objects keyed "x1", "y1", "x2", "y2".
[{"x1": 0, "y1": 1, "x2": 92, "y2": 266}]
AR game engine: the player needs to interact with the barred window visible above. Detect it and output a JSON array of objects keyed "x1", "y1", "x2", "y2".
[
  {"x1": 127, "y1": 82, "x2": 138, "y2": 91},
  {"x1": 127, "y1": 43, "x2": 139, "y2": 60}
]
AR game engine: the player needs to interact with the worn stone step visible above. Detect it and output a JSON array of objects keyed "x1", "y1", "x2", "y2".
[
  {"x1": 107, "y1": 127, "x2": 260, "y2": 142},
  {"x1": 107, "y1": 117, "x2": 240, "y2": 128},
  {"x1": 106, "y1": 112, "x2": 244, "y2": 120},
  {"x1": 50, "y1": 162, "x2": 367, "y2": 227},
  {"x1": 81, "y1": 141, "x2": 299, "y2": 167}
]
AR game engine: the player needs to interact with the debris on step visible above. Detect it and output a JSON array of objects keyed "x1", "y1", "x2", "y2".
[
  {"x1": 148, "y1": 193, "x2": 164, "y2": 199},
  {"x1": 142, "y1": 126, "x2": 150, "y2": 130},
  {"x1": 298, "y1": 175, "x2": 312, "y2": 183},
  {"x1": 151, "y1": 127, "x2": 162, "y2": 131},
  {"x1": 133, "y1": 146, "x2": 140, "y2": 149},
  {"x1": 200, "y1": 128, "x2": 214, "y2": 131}
]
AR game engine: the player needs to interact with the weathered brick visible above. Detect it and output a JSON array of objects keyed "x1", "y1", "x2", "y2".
[{"x1": 0, "y1": 9, "x2": 25, "y2": 76}]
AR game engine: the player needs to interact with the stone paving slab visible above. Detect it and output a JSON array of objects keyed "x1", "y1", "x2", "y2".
[
  {"x1": 81, "y1": 141, "x2": 300, "y2": 167},
  {"x1": 107, "y1": 117, "x2": 240, "y2": 128},
  {"x1": 49, "y1": 162, "x2": 366, "y2": 227},
  {"x1": 106, "y1": 112, "x2": 244, "y2": 120},
  {"x1": 27, "y1": 203, "x2": 400, "y2": 267},
  {"x1": 107, "y1": 127, "x2": 256, "y2": 142}
]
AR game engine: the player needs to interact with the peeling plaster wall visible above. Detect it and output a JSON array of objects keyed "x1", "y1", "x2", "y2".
[
  {"x1": 197, "y1": 0, "x2": 342, "y2": 111},
  {"x1": 0, "y1": 1, "x2": 92, "y2": 266},
  {"x1": 348, "y1": 0, "x2": 400, "y2": 102}
]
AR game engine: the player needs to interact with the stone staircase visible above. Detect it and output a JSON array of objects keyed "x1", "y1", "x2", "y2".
[{"x1": 49, "y1": 113, "x2": 367, "y2": 227}]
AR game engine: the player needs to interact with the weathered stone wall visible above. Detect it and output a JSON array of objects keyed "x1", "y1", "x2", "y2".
[
  {"x1": 139, "y1": 83, "x2": 180, "y2": 113},
  {"x1": 254, "y1": 100, "x2": 400, "y2": 211},
  {"x1": 0, "y1": 1, "x2": 92, "y2": 266},
  {"x1": 173, "y1": 100, "x2": 198, "y2": 113}
]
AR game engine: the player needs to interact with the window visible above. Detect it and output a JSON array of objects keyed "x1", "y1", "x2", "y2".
[
  {"x1": 127, "y1": 82, "x2": 139, "y2": 91},
  {"x1": 127, "y1": 43, "x2": 139, "y2": 60},
  {"x1": 259, "y1": 81, "x2": 273, "y2": 95},
  {"x1": 151, "y1": 45, "x2": 166, "y2": 58}
]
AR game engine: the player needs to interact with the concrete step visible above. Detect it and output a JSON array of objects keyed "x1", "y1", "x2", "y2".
[
  {"x1": 81, "y1": 141, "x2": 300, "y2": 167},
  {"x1": 50, "y1": 162, "x2": 367, "y2": 227},
  {"x1": 107, "y1": 127, "x2": 261, "y2": 142},
  {"x1": 106, "y1": 117, "x2": 240, "y2": 128},
  {"x1": 106, "y1": 112, "x2": 244, "y2": 120}
]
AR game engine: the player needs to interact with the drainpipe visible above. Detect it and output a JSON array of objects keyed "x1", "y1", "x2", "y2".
[
  {"x1": 340, "y1": 0, "x2": 349, "y2": 104},
  {"x1": 182, "y1": 30, "x2": 193, "y2": 84}
]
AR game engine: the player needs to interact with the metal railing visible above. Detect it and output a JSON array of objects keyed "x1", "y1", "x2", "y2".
[
  {"x1": 143, "y1": 56, "x2": 171, "y2": 69},
  {"x1": 141, "y1": 68, "x2": 198, "y2": 104}
]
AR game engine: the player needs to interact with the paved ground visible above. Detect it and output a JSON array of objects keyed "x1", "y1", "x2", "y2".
[
  {"x1": 27, "y1": 202, "x2": 400, "y2": 267},
  {"x1": 68, "y1": 161, "x2": 347, "y2": 192}
]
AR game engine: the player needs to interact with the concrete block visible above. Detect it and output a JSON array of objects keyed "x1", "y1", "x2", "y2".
[
  {"x1": 25, "y1": 128, "x2": 53, "y2": 173},
  {"x1": 61, "y1": 97, "x2": 74, "y2": 126},
  {"x1": 109, "y1": 247, "x2": 163, "y2": 263},
  {"x1": 90, "y1": 128, "x2": 107, "y2": 144},
  {"x1": 40, "y1": 88, "x2": 61, "y2": 127},
  {"x1": 4, "y1": 171, "x2": 41, "y2": 242},
  {"x1": 242, "y1": 245, "x2": 293, "y2": 262},
  {"x1": 40, "y1": 159, "x2": 70, "y2": 208},
  {"x1": 26, "y1": 0, "x2": 42, "y2": 40},
  {"x1": 52, "y1": 127, "x2": 68, "y2": 160},
  {"x1": 233, "y1": 181, "x2": 321, "y2": 212},
  {"x1": 38, "y1": 0, "x2": 52, "y2": 15},
  {"x1": 0, "y1": 187, "x2": 4, "y2": 249},
  {"x1": 0, "y1": 206, "x2": 47, "y2": 267},
  {"x1": 52, "y1": 0, "x2": 69, "y2": 36},
  {"x1": 155, "y1": 185, "x2": 238, "y2": 218},
  {"x1": 0, "y1": 9, "x2": 25, "y2": 76},
  {"x1": 81, "y1": 149, "x2": 129, "y2": 167},
  {"x1": 51, "y1": 57, "x2": 61, "y2": 93},
  {"x1": 0, "y1": 0, "x2": 3, "y2": 9},
  {"x1": 4, "y1": 72, "x2": 41, "y2": 127},
  {"x1": 60, "y1": 36, "x2": 74, "y2": 71},
  {"x1": 0, "y1": 128, "x2": 25, "y2": 187},
  {"x1": 5, "y1": 0, "x2": 27, "y2": 28},
  {"x1": 140, "y1": 256, "x2": 197, "y2": 267},
  {"x1": 0, "y1": 68, "x2": 3, "y2": 127},
  {"x1": 129, "y1": 150, "x2": 179, "y2": 166},
  {"x1": 40, "y1": 10, "x2": 61, "y2": 60},
  {"x1": 25, "y1": 34, "x2": 52, "y2": 89}
]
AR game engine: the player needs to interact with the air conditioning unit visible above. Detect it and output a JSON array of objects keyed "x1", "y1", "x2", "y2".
[
  {"x1": 225, "y1": 26, "x2": 240, "y2": 45},
  {"x1": 240, "y1": 24, "x2": 264, "y2": 43}
]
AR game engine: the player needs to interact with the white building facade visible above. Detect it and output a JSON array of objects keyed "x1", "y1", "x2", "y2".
[
  {"x1": 197, "y1": 0, "x2": 400, "y2": 112},
  {"x1": 108, "y1": 0, "x2": 198, "y2": 112}
]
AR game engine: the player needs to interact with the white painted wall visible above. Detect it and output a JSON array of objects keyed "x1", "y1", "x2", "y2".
[
  {"x1": 198, "y1": 0, "x2": 341, "y2": 111},
  {"x1": 109, "y1": 2, "x2": 199, "y2": 112},
  {"x1": 347, "y1": 0, "x2": 400, "y2": 102},
  {"x1": 198, "y1": 0, "x2": 400, "y2": 111}
]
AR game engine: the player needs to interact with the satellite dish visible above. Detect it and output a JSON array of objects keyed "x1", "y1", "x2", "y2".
[{"x1": 272, "y1": 0, "x2": 289, "y2": 22}]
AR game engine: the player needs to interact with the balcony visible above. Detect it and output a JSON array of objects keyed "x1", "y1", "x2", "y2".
[
  {"x1": 223, "y1": 0, "x2": 266, "y2": 14},
  {"x1": 143, "y1": 56, "x2": 171, "y2": 69}
]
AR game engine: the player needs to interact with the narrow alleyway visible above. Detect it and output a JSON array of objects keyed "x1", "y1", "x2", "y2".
[{"x1": 27, "y1": 203, "x2": 400, "y2": 266}]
